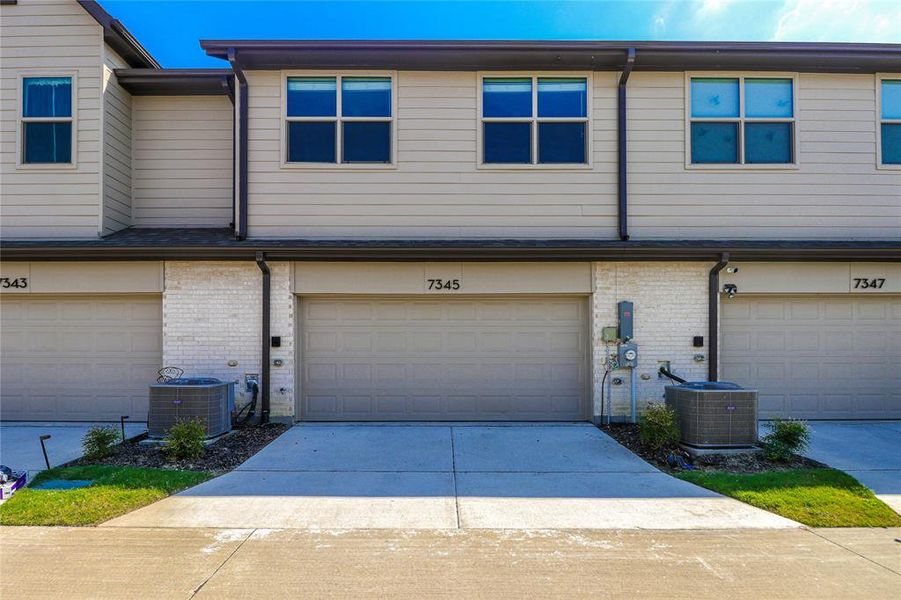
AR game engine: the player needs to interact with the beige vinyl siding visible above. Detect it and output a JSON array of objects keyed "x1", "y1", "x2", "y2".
[
  {"x1": 0, "y1": 0, "x2": 103, "y2": 238},
  {"x1": 132, "y1": 95, "x2": 234, "y2": 227},
  {"x1": 628, "y1": 72, "x2": 901, "y2": 240},
  {"x1": 101, "y1": 46, "x2": 132, "y2": 234},
  {"x1": 246, "y1": 70, "x2": 618, "y2": 238}
]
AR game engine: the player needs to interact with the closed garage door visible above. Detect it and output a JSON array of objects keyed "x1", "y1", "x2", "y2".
[
  {"x1": 300, "y1": 297, "x2": 588, "y2": 421},
  {"x1": 721, "y1": 295, "x2": 900, "y2": 419},
  {"x1": 0, "y1": 295, "x2": 162, "y2": 421}
]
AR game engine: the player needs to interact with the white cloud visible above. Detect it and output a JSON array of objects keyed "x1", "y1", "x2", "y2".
[{"x1": 772, "y1": 0, "x2": 901, "y2": 42}]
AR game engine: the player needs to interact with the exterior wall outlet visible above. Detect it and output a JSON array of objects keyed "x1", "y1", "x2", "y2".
[{"x1": 602, "y1": 326, "x2": 618, "y2": 342}]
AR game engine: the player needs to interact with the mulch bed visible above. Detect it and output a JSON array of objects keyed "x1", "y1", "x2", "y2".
[
  {"x1": 599, "y1": 423, "x2": 825, "y2": 474},
  {"x1": 69, "y1": 423, "x2": 289, "y2": 475}
]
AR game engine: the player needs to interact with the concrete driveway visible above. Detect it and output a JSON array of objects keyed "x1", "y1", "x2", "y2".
[
  {"x1": 106, "y1": 424, "x2": 796, "y2": 530},
  {"x1": 802, "y1": 421, "x2": 901, "y2": 514},
  {"x1": 0, "y1": 422, "x2": 147, "y2": 479}
]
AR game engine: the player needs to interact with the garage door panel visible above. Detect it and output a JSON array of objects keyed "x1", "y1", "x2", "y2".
[
  {"x1": 722, "y1": 295, "x2": 900, "y2": 420},
  {"x1": 301, "y1": 297, "x2": 587, "y2": 421},
  {"x1": 1, "y1": 296, "x2": 162, "y2": 422}
]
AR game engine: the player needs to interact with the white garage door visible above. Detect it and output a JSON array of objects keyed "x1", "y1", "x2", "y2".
[
  {"x1": 300, "y1": 297, "x2": 588, "y2": 421},
  {"x1": 721, "y1": 295, "x2": 900, "y2": 420},
  {"x1": 0, "y1": 295, "x2": 162, "y2": 421}
]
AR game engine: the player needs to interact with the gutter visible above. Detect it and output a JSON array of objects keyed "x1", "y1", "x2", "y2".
[
  {"x1": 617, "y1": 48, "x2": 636, "y2": 241},
  {"x1": 708, "y1": 253, "x2": 729, "y2": 382},
  {"x1": 255, "y1": 252, "x2": 271, "y2": 423},
  {"x1": 228, "y1": 49, "x2": 249, "y2": 241}
]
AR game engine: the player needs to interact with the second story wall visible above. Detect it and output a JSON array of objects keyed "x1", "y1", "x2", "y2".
[
  {"x1": 0, "y1": 0, "x2": 103, "y2": 239},
  {"x1": 102, "y1": 47, "x2": 132, "y2": 234},
  {"x1": 132, "y1": 95, "x2": 234, "y2": 227},
  {"x1": 246, "y1": 70, "x2": 618, "y2": 238},
  {"x1": 627, "y1": 72, "x2": 900, "y2": 240}
]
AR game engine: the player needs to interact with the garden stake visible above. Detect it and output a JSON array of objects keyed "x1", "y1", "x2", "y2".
[
  {"x1": 120, "y1": 415, "x2": 129, "y2": 444},
  {"x1": 39, "y1": 434, "x2": 52, "y2": 470}
]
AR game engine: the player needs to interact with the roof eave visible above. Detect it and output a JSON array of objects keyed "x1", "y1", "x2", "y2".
[
  {"x1": 114, "y1": 69, "x2": 234, "y2": 96},
  {"x1": 77, "y1": 0, "x2": 160, "y2": 68}
]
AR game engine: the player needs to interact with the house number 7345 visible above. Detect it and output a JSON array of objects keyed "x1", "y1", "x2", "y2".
[{"x1": 427, "y1": 278, "x2": 461, "y2": 291}]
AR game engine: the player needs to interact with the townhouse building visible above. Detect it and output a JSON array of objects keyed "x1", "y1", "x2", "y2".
[{"x1": 1, "y1": 0, "x2": 899, "y2": 424}]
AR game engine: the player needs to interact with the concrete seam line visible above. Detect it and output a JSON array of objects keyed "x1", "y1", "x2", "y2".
[
  {"x1": 805, "y1": 529, "x2": 901, "y2": 578},
  {"x1": 190, "y1": 528, "x2": 257, "y2": 598},
  {"x1": 450, "y1": 427, "x2": 461, "y2": 530}
]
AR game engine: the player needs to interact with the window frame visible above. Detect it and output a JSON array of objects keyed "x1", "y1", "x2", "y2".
[
  {"x1": 477, "y1": 71, "x2": 593, "y2": 170},
  {"x1": 876, "y1": 73, "x2": 901, "y2": 170},
  {"x1": 280, "y1": 70, "x2": 397, "y2": 169},
  {"x1": 16, "y1": 71, "x2": 78, "y2": 169},
  {"x1": 684, "y1": 72, "x2": 800, "y2": 170}
]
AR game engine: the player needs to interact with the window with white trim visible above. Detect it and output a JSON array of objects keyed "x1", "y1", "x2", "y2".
[
  {"x1": 285, "y1": 75, "x2": 393, "y2": 164},
  {"x1": 480, "y1": 76, "x2": 589, "y2": 165},
  {"x1": 20, "y1": 76, "x2": 73, "y2": 164},
  {"x1": 689, "y1": 76, "x2": 796, "y2": 165},
  {"x1": 879, "y1": 78, "x2": 901, "y2": 165}
]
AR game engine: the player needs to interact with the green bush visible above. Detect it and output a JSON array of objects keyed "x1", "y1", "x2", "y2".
[
  {"x1": 761, "y1": 419, "x2": 810, "y2": 462},
  {"x1": 163, "y1": 419, "x2": 206, "y2": 461},
  {"x1": 639, "y1": 403, "x2": 681, "y2": 451},
  {"x1": 82, "y1": 425, "x2": 121, "y2": 460}
]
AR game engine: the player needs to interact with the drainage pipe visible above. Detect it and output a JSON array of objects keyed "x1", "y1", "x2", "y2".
[
  {"x1": 255, "y1": 252, "x2": 270, "y2": 423},
  {"x1": 617, "y1": 48, "x2": 636, "y2": 241},
  {"x1": 708, "y1": 253, "x2": 729, "y2": 382},
  {"x1": 228, "y1": 48, "x2": 248, "y2": 241}
]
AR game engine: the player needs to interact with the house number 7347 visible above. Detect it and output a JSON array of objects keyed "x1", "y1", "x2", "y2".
[{"x1": 427, "y1": 278, "x2": 461, "y2": 291}]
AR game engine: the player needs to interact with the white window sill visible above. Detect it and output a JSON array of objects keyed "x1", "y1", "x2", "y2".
[
  {"x1": 876, "y1": 162, "x2": 901, "y2": 170},
  {"x1": 280, "y1": 162, "x2": 397, "y2": 171},
  {"x1": 684, "y1": 163, "x2": 800, "y2": 171},
  {"x1": 477, "y1": 163, "x2": 593, "y2": 171},
  {"x1": 16, "y1": 162, "x2": 78, "y2": 171}
]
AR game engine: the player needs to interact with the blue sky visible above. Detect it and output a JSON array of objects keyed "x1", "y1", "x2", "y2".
[{"x1": 102, "y1": 0, "x2": 901, "y2": 68}]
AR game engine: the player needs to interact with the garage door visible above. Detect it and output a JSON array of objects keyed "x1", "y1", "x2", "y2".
[
  {"x1": 721, "y1": 295, "x2": 900, "y2": 420},
  {"x1": 300, "y1": 297, "x2": 588, "y2": 421},
  {"x1": 0, "y1": 295, "x2": 162, "y2": 421}
]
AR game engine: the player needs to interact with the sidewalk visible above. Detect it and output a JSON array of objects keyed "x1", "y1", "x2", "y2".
[{"x1": 2, "y1": 526, "x2": 898, "y2": 599}]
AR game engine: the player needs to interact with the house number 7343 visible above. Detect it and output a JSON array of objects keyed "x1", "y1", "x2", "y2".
[{"x1": 427, "y1": 278, "x2": 461, "y2": 291}]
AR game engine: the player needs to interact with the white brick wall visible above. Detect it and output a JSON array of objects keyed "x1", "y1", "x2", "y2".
[
  {"x1": 162, "y1": 261, "x2": 295, "y2": 418},
  {"x1": 591, "y1": 262, "x2": 709, "y2": 420}
]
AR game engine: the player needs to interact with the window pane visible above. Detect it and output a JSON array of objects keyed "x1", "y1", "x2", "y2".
[
  {"x1": 745, "y1": 78, "x2": 793, "y2": 118},
  {"x1": 342, "y1": 77, "x2": 391, "y2": 117},
  {"x1": 23, "y1": 122, "x2": 71, "y2": 163},
  {"x1": 882, "y1": 123, "x2": 901, "y2": 164},
  {"x1": 691, "y1": 78, "x2": 739, "y2": 118},
  {"x1": 287, "y1": 121, "x2": 336, "y2": 162},
  {"x1": 745, "y1": 122, "x2": 792, "y2": 164},
  {"x1": 287, "y1": 77, "x2": 336, "y2": 117},
  {"x1": 23, "y1": 77, "x2": 71, "y2": 118},
  {"x1": 343, "y1": 121, "x2": 391, "y2": 163},
  {"x1": 538, "y1": 78, "x2": 587, "y2": 117},
  {"x1": 882, "y1": 80, "x2": 901, "y2": 119},
  {"x1": 484, "y1": 122, "x2": 531, "y2": 163},
  {"x1": 538, "y1": 122, "x2": 585, "y2": 163},
  {"x1": 483, "y1": 78, "x2": 532, "y2": 118},
  {"x1": 690, "y1": 122, "x2": 738, "y2": 164}
]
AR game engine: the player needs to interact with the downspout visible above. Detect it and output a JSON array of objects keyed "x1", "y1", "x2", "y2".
[
  {"x1": 228, "y1": 48, "x2": 249, "y2": 241},
  {"x1": 617, "y1": 48, "x2": 636, "y2": 241},
  {"x1": 708, "y1": 253, "x2": 729, "y2": 382},
  {"x1": 255, "y1": 252, "x2": 271, "y2": 423}
]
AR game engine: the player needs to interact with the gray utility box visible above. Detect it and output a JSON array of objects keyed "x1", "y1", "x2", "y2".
[
  {"x1": 148, "y1": 377, "x2": 235, "y2": 439},
  {"x1": 665, "y1": 382, "x2": 758, "y2": 449}
]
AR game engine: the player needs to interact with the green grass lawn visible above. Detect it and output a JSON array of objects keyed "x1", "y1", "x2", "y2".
[
  {"x1": 0, "y1": 466, "x2": 211, "y2": 526},
  {"x1": 679, "y1": 468, "x2": 901, "y2": 528}
]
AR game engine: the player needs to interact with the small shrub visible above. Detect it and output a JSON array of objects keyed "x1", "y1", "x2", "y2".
[
  {"x1": 164, "y1": 419, "x2": 206, "y2": 461},
  {"x1": 639, "y1": 403, "x2": 681, "y2": 451},
  {"x1": 761, "y1": 419, "x2": 810, "y2": 462},
  {"x1": 82, "y1": 426, "x2": 121, "y2": 460}
]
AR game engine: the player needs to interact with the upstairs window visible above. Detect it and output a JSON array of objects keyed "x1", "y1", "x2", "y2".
[
  {"x1": 879, "y1": 78, "x2": 901, "y2": 166},
  {"x1": 689, "y1": 76, "x2": 796, "y2": 166},
  {"x1": 481, "y1": 76, "x2": 589, "y2": 166},
  {"x1": 285, "y1": 75, "x2": 393, "y2": 165},
  {"x1": 21, "y1": 76, "x2": 73, "y2": 164}
]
